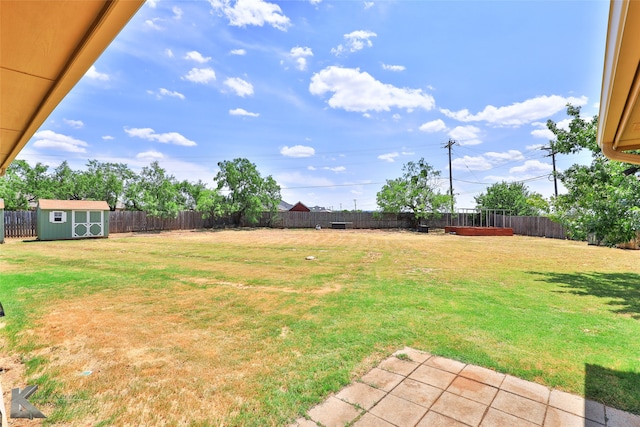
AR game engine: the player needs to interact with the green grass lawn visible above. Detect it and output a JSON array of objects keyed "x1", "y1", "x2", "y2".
[{"x1": 1, "y1": 229, "x2": 639, "y2": 425}]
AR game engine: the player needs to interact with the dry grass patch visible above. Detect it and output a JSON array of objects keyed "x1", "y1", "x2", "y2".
[{"x1": 1, "y1": 229, "x2": 639, "y2": 425}]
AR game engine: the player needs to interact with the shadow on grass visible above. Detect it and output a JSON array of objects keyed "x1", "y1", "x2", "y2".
[
  {"x1": 528, "y1": 271, "x2": 640, "y2": 319},
  {"x1": 586, "y1": 364, "x2": 640, "y2": 416}
]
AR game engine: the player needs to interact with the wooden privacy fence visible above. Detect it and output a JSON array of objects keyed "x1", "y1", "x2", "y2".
[
  {"x1": 109, "y1": 210, "x2": 207, "y2": 233},
  {"x1": 3, "y1": 210, "x2": 568, "y2": 240},
  {"x1": 497, "y1": 215, "x2": 567, "y2": 239},
  {"x1": 258, "y1": 211, "x2": 419, "y2": 229},
  {"x1": 3, "y1": 210, "x2": 37, "y2": 238}
]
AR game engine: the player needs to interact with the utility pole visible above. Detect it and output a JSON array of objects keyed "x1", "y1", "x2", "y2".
[
  {"x1": 541, "y1": 145, "x2": 558, "y2": 198},
  {"x1": 444, "y1": 139, "x2": 456, "y2": 213},
  {"x1": 353, "y1": 199, "x2": 357, "y2": 211}
]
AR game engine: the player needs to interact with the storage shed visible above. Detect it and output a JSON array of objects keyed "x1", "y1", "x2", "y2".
[
  {"x1": 0, "y1": 199, "x2": 4, "y2": 244},
  {"x1": 37, "y1": 200, "x2": 110, "y2": 241}
]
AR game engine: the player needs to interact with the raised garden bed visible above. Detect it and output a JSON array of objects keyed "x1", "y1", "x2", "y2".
[{"x1": 445, "y1": 226, "x2": 513, "y2": 236}]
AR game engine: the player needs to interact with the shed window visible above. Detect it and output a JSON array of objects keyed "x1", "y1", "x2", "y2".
[{"x1": 49, "y1": 211, "x2": 67, "y2": 223}]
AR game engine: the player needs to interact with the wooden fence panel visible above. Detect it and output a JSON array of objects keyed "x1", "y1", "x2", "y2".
[
  {"x1": 3, "y1": 210, "x2": 37, "y2": 238},
  {"x1": 3, "y1": 209, "x2": 567, "y2": 240}
]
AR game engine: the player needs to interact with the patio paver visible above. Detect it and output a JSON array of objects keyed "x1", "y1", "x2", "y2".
[{"x1": 291, "y1": 348, "x2": 640, "y2": 427}]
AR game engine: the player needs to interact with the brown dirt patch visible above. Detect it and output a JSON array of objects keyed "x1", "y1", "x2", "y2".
[{"x1": 25, "y1": 284, "x2": 302, "y2": 425}]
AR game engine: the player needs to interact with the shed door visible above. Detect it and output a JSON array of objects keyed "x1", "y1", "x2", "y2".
[{"x1": 73, "y1": 210, "x2": 104, "y2": 238}]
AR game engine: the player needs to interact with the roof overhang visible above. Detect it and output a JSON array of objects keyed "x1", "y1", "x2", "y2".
[
  {"x1": 0, "y1": 0, "x2": 144, "y2": 176},
  {"x1": 598, "y1": 0, "x2": 640, "y2": 164}
]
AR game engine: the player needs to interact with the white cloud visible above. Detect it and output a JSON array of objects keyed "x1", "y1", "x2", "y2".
[
  {"x1": 32, "y1": 130, "x2": 89, "y2": 153},
  {"x1": 509, "y1": 160, "x2": 552, "y2": 174},
  {"x1": 230, "y1": 48, "x2": 246, "y2": 55},
  {"x1": 291, "y1": 46, "x2": 313, "y2": 57},
  {"x1": 364, "y1": 1, "x2": 374, "y2": 9},
  {"x1": 290, "y1": 46, "x2": 313, "y2": 71},
  {"x1": 64, "y1": 119, "x2": 84, "y2": 129},
  {"x1": 145, "y1": 19, "x2": 163, "y2": 30},
  {"x1": 209, "y1": 0, "x2": 291, "y2": 31},
  {"x1": 185, "y1": 51, "x2": 211, "y2": 63},
  {"x1": 324, "y1": 166, "x2": 346, "y2": 172},
  {"x1": 451, "y1": 150, "x2": 524, "y2": 171},
  {"x1": 224, "y1": 77, "x2": 254, "y2": 97},
  {"x1": 531, "y1": 128, "x2": 555, "y2": 140},
  {"x1": 451, "y1": 156, "x2": 492, "y2": 171},
  {"x1": 102, "y1": 135, "x2": 114, "y2": 140},
  {"x1": 147, "y1": 0, "x2": 158, "y2": 8},
  {"x1": 307, "y1": 165, "x2": 317, "y2": 170},
  {"x1": 183, "y1": 67, "x2": 216, "y2": 83},
  {"x1": 172, "y1": 6, "x2": 183, "y2": 19},
  {"x1": 309, "y1": 66, "x2": 435, "y2": 113},
  {"x1": 419, "y1": 119, "x2": 447, "y2": 133},
  {"x1": 150, "y1": 88, "x2": 185, "y2": 100},
  {"x1": 85, "y1": 65, "x2": 109, "y2": 81},
  {"x1": 378, "y1": 152, "x2": 399, "y2": 162},
  {"x1": 281, "y1": 145, "x2": 315, "y2": 157},
  {"x1": 485, "y1": 150, "x2": 524, "y2": 162},
  {"x1": 124, "y1": 127, "x2": 197, "y2": 146},
  {"x1": 165, "y1": 48, "x2": 174, "y2": 58},
  {"x1": 526, "y1": 144, "x2": 544, "y2": 151},
  {"x1": 448, "y1": 125, "x2": 482, "y2": 146},
  {"x1": 136, "y1": 150, "x2": 165, "y2": 160},
  {"x1": 229, "y1": 108, "x2": 260, "y2": 117},
  {"x1": 382, "y1": 63, "x2": 405, "y2": 72},
  {"x1": 530, "y1": 118, "x2": 573, "y2": 140},
  {"x1": 441, "y1": 95, "x2": 588, "y2": 127},
  {"x1": 332, "y1": 30, "x2": 377, "y2": 56}
]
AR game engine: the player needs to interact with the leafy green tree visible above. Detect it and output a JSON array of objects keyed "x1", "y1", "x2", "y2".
[
  {"x1": 80, "y1": 160, "x2": 135, "y2": 210},
  {"x1": 214, "y1": 158, "x2": 281, "y2": 226},
  {"x1": 376, "y1": 158, "x2": 450, "y2": 226},
  {"x1": 125, "y1": 161, "x2": 182, "y2": 219},
  {"x1": 475, "y1": 181, "x2": 547, "y2": 216},
  {"x1": 9, "y1": 160, "x2": 56, "y2": 204},
  {"x1": 51, "y1": 161, "x2": 83, "y2": 200},
  {"x1": 196, "y1": 188, "x2": 225, "y2": 224},
  {"x1": 177, "y1": 180, "x2": 208, "y2": 211},
  {"x1": 0, "y1": 164, "x2": 28, "y2": 210},
  {"x1": 547, "y1": 105, "x2": 640, "y2": 245}
]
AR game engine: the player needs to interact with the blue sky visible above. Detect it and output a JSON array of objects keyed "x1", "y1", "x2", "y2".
[{"x1": 19, "y1": 0, "x2": 609, "y2": 211}]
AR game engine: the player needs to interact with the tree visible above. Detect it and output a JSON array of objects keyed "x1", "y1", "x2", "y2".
[
  {"x1": 547, "y1": 105, "x2": 640, "y2": 245},
  {"x1": 213, "y1": 158, "x2": 281, "y2": 226},
  {"x1": 9, "y1": 160, "x2": 56, "y2": 204},
  {"x1": 51, "y1": 161, "x2": 83, "y2": 200},
  {"x1": 475, "y1": 181, "x2": 547, "y2": 216},
  {"x1": 0, "y1": 164, "x2": 28, "y2": 210},
  {"x1": 196, "y1": 188, "x2": 225, "y2": 225},
  {"x1": 376, "y1": 158, "x2": 450, "y2": 226},
  {"x1": 177, "y1": 180, "x2": 208, "y2": 211},
  {"x1": 80, "y1": 160, "x2": 135, "y2": 210},
  {"x1": 125, "y1": 161, "x2": 182, "y2": 219}
]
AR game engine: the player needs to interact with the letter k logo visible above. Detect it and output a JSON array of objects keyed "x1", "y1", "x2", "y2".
[{"x1": 11, "y1": 385, "x2": 46, "y2": 419}]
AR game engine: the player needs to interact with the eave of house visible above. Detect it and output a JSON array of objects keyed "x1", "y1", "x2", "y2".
[
  {"x1": 0, "y1": 0, "x2": 145, "y2": 176},
  {"x1": 598, "y1": 0, "x2": 640, "y2": 164}
]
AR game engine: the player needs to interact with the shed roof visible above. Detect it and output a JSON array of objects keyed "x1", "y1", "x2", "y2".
[{"x1": 38, "y1": 199, "x2": 110, "y2": 211}]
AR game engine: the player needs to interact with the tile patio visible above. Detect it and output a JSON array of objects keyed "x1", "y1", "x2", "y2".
[{"x1": 289, "y1": 347, "x2": 640, "y2": 427}]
